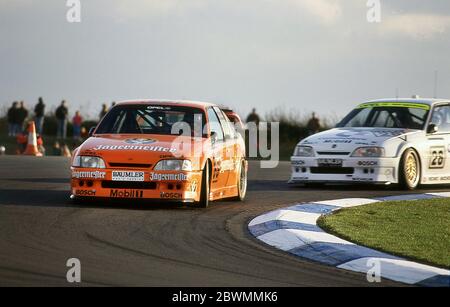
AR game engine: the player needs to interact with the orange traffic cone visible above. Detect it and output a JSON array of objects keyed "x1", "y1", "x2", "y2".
[{"x1": 23, "y1": 121, "x2": 43, "y2": 157}]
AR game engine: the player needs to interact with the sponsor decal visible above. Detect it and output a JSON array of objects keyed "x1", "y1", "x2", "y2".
[
  {"x1": 160, "y1": 192, "x2": 182, "y2": 199},
  {"x1": 220, "y1": 159, "x2": 237, "y2": 172},
  {"x1": 323, "y1": 139, "x2": 352, "y2": 144},
  {"x1": 75, "y1": 190, "x2": 96, "y2": 196},
  {"x1": 112, "y1": 171, "x2": 145, "y2": 182},
  {"x1": 357, "y1": 161, "x2": 378, "y2": 166},
  {"x1": 292, "y1": 160, "x2": 306, "y2": 166},
  {"x1": 93, "y1": 144, "x2": 177, "y2": 153},
  {"x1": 372, "y1": 130, "x2": 406, "y2": 138},
  {"x1": 146, "y1": 106, "x2": 171, "y2": 110},
  {"x1": 429, "y1": 146, "x2": 445, "y2": 169},
  {"x1": 110, "y1": 190, "x2": 144, "y2": 198},
  {"x1": 72, "y1": 171, "x2": 106, "y2": 179},
  {"x1": 357, "y1": 102, "x2": 430, "y2": 110},
  {"x1": 150, "y1": 172, "x2": 188, "y2": 181},
  {"x1": 429, "y1": 176, "x2": 450, "y2": 182},
  {"x1": 318, "y1": 158, "x2": 343, "y2": 167},
  {"x1": 125, "y1": 138, "x2": 157, "y2": 145},
  {"x1": 190, "y1": 180, "x2": 198, "y2": 192}
]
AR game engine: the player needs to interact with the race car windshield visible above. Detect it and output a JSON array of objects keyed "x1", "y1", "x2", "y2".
[
  {"x1": 337, "y1": 105, "x2": 429, "y2": 130},
  {"x1": 95, "y1": 105, "x2": 207, "y2": 137}
]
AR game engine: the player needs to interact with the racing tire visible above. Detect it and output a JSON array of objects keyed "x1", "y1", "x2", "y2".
[
  {"x1": 399, "y1": 148, "x2": 421, "y2": 190},
  {"x1": 195, "y1": 163, "x2": 210, "y2": 208},
  {"x1": 231, "y1": 160, "x2": 248, "y2": 201}
]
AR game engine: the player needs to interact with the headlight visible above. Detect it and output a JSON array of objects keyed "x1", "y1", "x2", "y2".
[
  {"x1": 154, "y1": 160, "x2": 192, "y2": 171},
  {"x1": 294, "y1": 146, "x2": 315, "y2": 157},
  {"x1": 351, "y1": 147, "x2": 385, "y2": 158},
  {"x1": 72, "y1": 156, "x2": 106, "y2": 168}
]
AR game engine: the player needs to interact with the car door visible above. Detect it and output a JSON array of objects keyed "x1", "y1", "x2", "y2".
[
  {"x1": 213, "y1": 107, "x2": 238, "y2": 187},
  {"x1": 426, "y1": 103, "x2": 450, "y2": 183},
  {"x1": 206, "y1": 107, "x2": 229, "y2": 193}
]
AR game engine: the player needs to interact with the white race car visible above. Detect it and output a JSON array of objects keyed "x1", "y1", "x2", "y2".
[{"x1": 290, "y1": 98, "x2": 450, "y2": 190}]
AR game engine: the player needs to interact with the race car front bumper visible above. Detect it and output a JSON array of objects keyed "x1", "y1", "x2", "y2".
[
  {"x1": 70, "y1": 168, "x2": 202, "y2": 202},
  {"x1": 289, "y1": 156, "x2": 399, "y2": 185}
]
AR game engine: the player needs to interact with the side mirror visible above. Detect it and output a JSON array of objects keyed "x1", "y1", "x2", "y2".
[
  {"x1": 210, "y1": 131, "x2": 218, "y2": 144},
  {"x1": 427, "y1": 124, "x2": 439, "y2": 134},
  {"x1": 88, "y1": 127, "x2": 96, "y2": 137}
]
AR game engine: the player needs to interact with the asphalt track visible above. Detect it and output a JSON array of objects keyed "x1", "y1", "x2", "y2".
[{"x1": 1, "y1": 156, "x2": 448, "y2": 287}]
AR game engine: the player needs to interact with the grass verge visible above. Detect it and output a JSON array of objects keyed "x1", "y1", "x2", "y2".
[{"x1": 318, "y1": 198, "x2": 450, "y2": 269}]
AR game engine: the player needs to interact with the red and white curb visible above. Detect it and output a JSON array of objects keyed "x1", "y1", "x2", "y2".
[{"x1": 248, "y1": 193, "x2": 450, "y2": 287}]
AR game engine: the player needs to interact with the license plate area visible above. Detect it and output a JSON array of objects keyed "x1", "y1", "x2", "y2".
[
  {"x1": 317, "y1": 159, "x2": 343, "y2": 167},
  {"x1": 112, "y1": 171, "x2": 145, "y2": 182}
]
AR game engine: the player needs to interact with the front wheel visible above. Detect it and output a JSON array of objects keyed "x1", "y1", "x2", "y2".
[
  {"x1": 195, "y1": 163, "x2": 210, "y2": 208},
  {"x1": 399, "y1": 148, "x2": 421, "y2": 190}
]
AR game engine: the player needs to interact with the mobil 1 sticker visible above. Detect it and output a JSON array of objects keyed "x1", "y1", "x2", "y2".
[{"x1": 112, "y1": 171, "x2": 145, "y2": 182}]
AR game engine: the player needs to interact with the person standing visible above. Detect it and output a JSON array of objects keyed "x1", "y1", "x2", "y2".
[
  {"x1": 72, "y1": 111, "x2": 83, "y2": 140},
  {"x1": 99, "y1": 103, "x2": 108, "y2": 121},
  {"x1": 246, "y1": 108, "x2": 261, "y2": 126},
  {"x1": 306, "y1": 112, "x2": 321, "y2": 135},
  {"x1": 7, "y1": 102, "x2": 18, "y2": 136},
  {"x1": 55, "y1": 100, "x2": 69, "y2": 139},
  {"x1": 34, "y1": 97, "x2": 46, "y2": 135},
  {"x1": 17, "y1": 101, "x2": 29, "y2": 133}
]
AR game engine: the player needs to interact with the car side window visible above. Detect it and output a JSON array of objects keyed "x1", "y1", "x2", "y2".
[
  {"x1": 207, "y1": 108, "x2": 225, "y2": 142},
  {"x1": 431, "y1": 104, "x2": 450, "y2": 133},
  {"x1": 213, "y1": 107, "x2": 234, "y2": 140}
]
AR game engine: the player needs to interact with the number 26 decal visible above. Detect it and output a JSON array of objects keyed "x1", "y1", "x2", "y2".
[{"x1": 429, "y1": 147, "x2": 445, "y2": 169}]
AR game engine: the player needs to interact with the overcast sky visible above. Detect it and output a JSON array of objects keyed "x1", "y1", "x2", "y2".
[{"x1": 1, "y1": 0, "x2": 450, "y2": 121}]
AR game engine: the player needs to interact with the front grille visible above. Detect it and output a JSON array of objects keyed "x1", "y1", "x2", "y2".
[
  {"x1": 108, "y1": 163, "x2": 152, "y2": 168},
  {"x1": 310, "y1": 167, "x2": 354, "y2": 174},
  {"x1": 101, "y1": 181, "x2": 157, "y2": 190},
  {"x1": 316, "y1": 152, "x2": 350, "y2": 156}
]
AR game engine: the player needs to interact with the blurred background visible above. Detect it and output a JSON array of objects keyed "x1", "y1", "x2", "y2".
[{"x1": 1, "y1": 0, "x2": 450, "y2": 157}]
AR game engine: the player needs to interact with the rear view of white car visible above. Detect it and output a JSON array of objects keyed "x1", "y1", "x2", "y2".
[{"x1": 290, "y1": 98, "x2": 450, "y2": 190}]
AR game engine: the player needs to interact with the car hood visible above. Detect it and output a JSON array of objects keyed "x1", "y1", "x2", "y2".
[
  {"x1": 76, "y1": 134, "x2": 207, "y2": 167},
  {"x1": 300, "y1": 127, "x2": 419, "y2": 153}
]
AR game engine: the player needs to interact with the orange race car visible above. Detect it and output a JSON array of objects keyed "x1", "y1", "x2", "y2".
[{"x1": 70, "y1": 100, "x2": 248, "y2": 207}]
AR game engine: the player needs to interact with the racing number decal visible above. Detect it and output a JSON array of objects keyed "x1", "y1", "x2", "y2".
[{"x1": 429, "y1": 146, "x2": 446, "y2": 169}]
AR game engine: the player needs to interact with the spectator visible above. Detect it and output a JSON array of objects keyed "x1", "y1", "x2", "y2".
[
  {"x1": 99, "y1": 103, "x2": 108, "y2": 121},
  {"x1": 15, "y1": 101, "x2": 29, "y2": 134},
  {"x1": 7, "y1": 102, "x2": 19, "y2": 136},
  {"x1": 246, "y1": 108, "x2": 261, "y2": 126},
  {"x1": 306, "y1": 112, "x2": 321, "y2": 135},
  {"x1": 34, "y1": 97, "x2": 46, "y2": 135},
  {"x1": 55, "y1": 100, "x2": 69, "y2": 139},
  {"x1": 72, "y1": 111, "x2": 83, "y2": 140},
  {"x1": 53, "y1": 141, "x2": 62, "y2": 156}
]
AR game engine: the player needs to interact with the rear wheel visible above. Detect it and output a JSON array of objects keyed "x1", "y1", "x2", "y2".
[
  {"x1": 232, "y1": 160, "x2": 248, "y2": 201},
  {"x1": 399, "y1": 148, "x2": 421, "y2": 190},
  {"x1": 195, "y1": 163, "x2": 210, "y2": 208}
]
